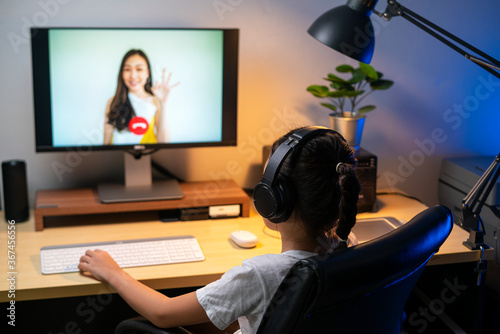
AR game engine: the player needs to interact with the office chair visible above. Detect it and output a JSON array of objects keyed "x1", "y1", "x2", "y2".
[{"x1": 115, "y1": 205, "x2": 453, "y2": 334}]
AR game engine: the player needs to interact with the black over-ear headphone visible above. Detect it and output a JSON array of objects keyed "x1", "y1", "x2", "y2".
[{"x1": 253, "y1": 126, "x2": 335, "y2": 223}]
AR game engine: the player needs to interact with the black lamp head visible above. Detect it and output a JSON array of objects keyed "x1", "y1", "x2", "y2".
[{"x1": 308, "y1": 0, "x2": 379, "y2": 64}]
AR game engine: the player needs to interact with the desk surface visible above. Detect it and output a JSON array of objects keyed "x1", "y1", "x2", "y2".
[{"x1": 0, "y1": 194, "x2": 493, "y2": 302}]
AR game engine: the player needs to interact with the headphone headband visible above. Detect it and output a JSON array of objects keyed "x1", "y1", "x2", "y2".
[{"x1": 260, "y1": 126, "x2": 333, "y2": 187}]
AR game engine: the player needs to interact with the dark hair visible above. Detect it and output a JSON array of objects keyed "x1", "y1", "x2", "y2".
[
  {"x1": 107, "y1": 49, "x2": 153, "y2": 131},
  {"x1": 272, "y1": 127, "x2": 360, "y2": 250}
]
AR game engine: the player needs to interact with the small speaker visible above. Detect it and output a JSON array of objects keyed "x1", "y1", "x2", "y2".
[{"x1": 2, "y1": 160, "x2": 29, "y2": 223}]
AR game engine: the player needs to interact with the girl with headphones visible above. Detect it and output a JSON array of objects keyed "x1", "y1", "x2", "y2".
[{"x1": 79, "y1": 126, "x2": 360, "y2": 334}]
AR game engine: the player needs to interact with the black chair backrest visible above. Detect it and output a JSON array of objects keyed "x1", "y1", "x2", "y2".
[{"x1": 257, "y1": 205, "x2": 453, "y2": 334}]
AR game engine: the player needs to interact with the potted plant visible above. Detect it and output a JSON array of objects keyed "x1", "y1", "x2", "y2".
[{"x1": 307, "y1": 62, "x2": 394, "y2": 150}]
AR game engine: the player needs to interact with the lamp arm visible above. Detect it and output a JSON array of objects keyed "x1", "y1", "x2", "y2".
[
  {"x1": 460, "y1": 154, "x2": 500, "y2": 230},
  {"x1": 372, "y1": 0, "x2": 500, "y2": 250},
  {"x1": 374, "y1": 0, "x2": 500, "y2": 80},
  {"x1": 467, "y1": 55, "x2": 500, "y2": 72},
  {"x1": 458, "y1": 153, "x2": 500, "y2": 250}
]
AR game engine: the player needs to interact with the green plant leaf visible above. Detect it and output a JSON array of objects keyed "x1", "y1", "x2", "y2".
[
  {"x1": 307, "y1": 85, "x2": 330, "y2": 97},
  {"x1": 366, "y1": 71, "x2": 383, "y2": 83},
  {"x1": 348, "y1": 68, "x2": 366, "y2": 84},
  {"x1": 344, "y1": 90, "x2": 364, "y2": 97},
  {"x1": 370, "y1": 79, "x2": 394, "y2": 90},
  {"x1": 326, "y1": 89, "x2": 363, "y2": 98},
  {"x1": 325, "y1": 74, "x2": 348, "y2": 84},
  {"x1": 358, "y1": 105, "x2": 376, "y2": 113},
  {"x1": 359, "y1": 62, "x2": 378, "y2": 80},
  {"x1": 321, "y1": 103, "x2": 337, "y2": 111},
  {"x1": 336, "y1": 64, "x2": 354, "y2": 73},
  {"x1": 329, "y1": 81, "x2": 344, "y2": 90},
  {"x1": 328, "y1": 90, "x2": 349, "y2": 98}
]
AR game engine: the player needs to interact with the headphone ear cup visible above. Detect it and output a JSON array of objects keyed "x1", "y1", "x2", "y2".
[
  {"x1": 271, "y1": 174, "x2": 295, "y2": 223},
  {"x1": 253, "y1": 182, "x2": 279, "y2": 220},
  {"x1": 253, "y1": 174, "x2": 295, "y2": 224}
]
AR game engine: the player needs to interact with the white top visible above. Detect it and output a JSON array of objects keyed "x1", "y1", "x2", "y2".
[
  {"x1": 111, "y1": 92, "x2": 157, "y2": 145},
  {"x1": 196, "y1": 233, "x2": 357, "y2": 334}
]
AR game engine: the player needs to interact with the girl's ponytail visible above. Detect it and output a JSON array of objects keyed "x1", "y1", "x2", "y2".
[{"x1": 334, "y1": 163, "x2": 360, "y2": 250}]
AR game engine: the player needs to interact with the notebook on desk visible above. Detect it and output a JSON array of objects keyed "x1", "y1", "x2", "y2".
[{"x1": 352, "y1": 217, "x2": 404, "y2": 243}]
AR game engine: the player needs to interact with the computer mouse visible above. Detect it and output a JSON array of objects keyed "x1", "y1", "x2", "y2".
[{"x1": 230, "y1": 230, "x2": 258, "y2": 248}]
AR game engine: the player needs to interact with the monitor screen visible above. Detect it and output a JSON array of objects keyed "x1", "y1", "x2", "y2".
[
  {"x1": 31, "y1": 27, "x2": 239, "y2": 203},
  {"x1": 31, "y1": 27, "x2": 238, "y2": 152}
]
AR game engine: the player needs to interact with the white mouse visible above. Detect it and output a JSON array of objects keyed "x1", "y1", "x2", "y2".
[{"x1": 230, "y1": 230, "x2": 258, "y2": 248}]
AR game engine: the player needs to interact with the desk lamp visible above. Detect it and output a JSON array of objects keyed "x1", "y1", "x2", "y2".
[{"x1": 308, "y1": 0, "x2": 500, "y2": 252}]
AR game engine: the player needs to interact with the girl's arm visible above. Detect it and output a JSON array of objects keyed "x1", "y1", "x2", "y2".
[
  {"x1": 79, "y1": 249, "x2": 209, "y2": 328},
  {"x1": 151, "y1": 69, "x2": 179, "y2": 143},
  {"x1": 155, "y1": 97, "x2": 169, "y2": 143}
]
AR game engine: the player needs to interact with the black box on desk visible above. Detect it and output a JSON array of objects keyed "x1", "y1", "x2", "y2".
[
  {"x1": 261, "y1": 146, "x2": 377, "y2": 213},
  {"x1": 355, "y1": 148, "x2": 377, "y2": 213}
]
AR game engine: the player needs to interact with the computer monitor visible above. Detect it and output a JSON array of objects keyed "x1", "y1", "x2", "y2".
[{"x1": 31, "y1": 27, "x2": 238, "y2": 203}]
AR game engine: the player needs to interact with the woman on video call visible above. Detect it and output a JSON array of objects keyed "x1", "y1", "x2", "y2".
[{"x1": 103, "y1": 49, "x2": 179, "y2": 145}]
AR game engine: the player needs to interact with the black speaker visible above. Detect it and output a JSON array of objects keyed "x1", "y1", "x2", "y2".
[{"x1": 2, "y1": 160, "x2": 29, "y2": 223}]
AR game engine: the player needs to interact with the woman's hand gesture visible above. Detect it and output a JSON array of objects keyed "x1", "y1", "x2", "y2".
[{"x1": 151, "y1": 69, "x2": 180, "y2": 103}]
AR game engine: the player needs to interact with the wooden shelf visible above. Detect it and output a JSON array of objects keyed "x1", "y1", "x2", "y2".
[{"x1": 34, "y1": 179, "x2": 250, "y2": 231}]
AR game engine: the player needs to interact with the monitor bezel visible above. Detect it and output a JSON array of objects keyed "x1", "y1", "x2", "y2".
[{"x1": 31, "y1": 27, "x2": 239, "y2": 153}]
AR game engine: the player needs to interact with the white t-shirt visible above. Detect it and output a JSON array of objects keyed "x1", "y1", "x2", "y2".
[
  {"x1": 196, "y1": 233, "x2": 357, "y2": 334},
  {"x1": 111, "y1": 92, "x2": 157, "y2": 145}
]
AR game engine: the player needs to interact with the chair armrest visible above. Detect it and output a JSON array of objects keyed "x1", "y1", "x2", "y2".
[{"x1": 114, "y1": 316, "x2": 192, "y2": 334}]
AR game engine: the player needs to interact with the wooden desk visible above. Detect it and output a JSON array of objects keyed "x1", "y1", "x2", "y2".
[{"x1": 0, "y1": 194, "x2": 493, "y2": 302}]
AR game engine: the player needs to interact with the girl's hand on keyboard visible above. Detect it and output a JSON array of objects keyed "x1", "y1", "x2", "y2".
[{"x1": 78, "y1": 249, "x2": 122, "y2": 282}]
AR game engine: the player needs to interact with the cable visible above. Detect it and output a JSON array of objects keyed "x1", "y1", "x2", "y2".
[
  {"x1": 125, "y1": 149, "x2": 158, "y2": 159},
  {"x1": 262, "y1": 225, "x2": 281, "y2": 239},
  {"x1": 124, "y1": 149, "x2": 184, "y2": 182},
  {"x1": 151, "y1": 159, "x2": 184, "y2": 183}
]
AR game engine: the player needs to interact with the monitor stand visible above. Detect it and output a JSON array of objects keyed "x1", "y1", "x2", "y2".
[{"x1": 98, "y1": 152, "x2": 184, "y2": 203}]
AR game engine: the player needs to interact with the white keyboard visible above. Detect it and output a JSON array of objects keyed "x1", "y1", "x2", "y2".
[{"x1": 40, "y1": 235, "x2": 205, "y2": 275}]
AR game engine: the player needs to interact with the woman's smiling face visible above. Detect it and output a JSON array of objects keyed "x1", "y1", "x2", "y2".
[{"x1": 122, "y1": 54, "x2": 150, "y2": 93}]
